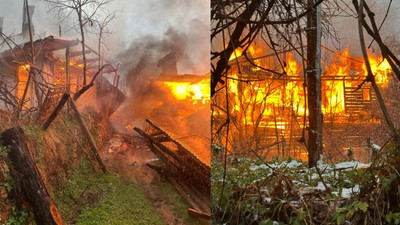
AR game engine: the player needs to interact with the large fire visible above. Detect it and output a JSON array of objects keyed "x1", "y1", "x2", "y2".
[
  {"x1": 221, "y1": 45, "x2": 392, "y2": 127},
  {"x1": 213, "y1": 45, "x2": 393, "y2": 159},
  {"x1": 163, "y1": 78, "x2": 210, "y2": 104}
]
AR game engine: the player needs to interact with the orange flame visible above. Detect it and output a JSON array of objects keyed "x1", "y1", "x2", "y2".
[
  {"x1": 365, "y1": 54, "x2": 391, "y2": 85},
  {"x1": 163, "y1": 78, "x2": 210, "y2": 104},
  {"x1": 223, "y1": 47, "x2": 392, "y2": 127}
]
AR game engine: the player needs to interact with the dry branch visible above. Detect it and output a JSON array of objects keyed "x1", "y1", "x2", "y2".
[
  {"x1": 42, "y1": 92, "x2": 70, "y2": 130},
  {"x1": 72, "y1": 65, "x2": 105, "y2": 101}
]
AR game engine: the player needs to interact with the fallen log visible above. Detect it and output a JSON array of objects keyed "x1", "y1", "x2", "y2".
[{"x1": 1, "y1": 127, "x2": 64, "y2": 225}]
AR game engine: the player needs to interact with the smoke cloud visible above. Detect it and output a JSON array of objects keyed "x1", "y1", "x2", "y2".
[{"x1": 0, "y1": 0, "x2": 209, "y2": 75}]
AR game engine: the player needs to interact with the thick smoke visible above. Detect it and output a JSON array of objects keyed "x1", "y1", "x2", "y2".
[
  {"x1": 0, "y1": 0, "x2": 209, "y2": 75},
  {"x1": 115, "y1": 28, "x2": 204, "y2": 128},
  {"x1": 118, "y1": 28, "x2": 188, "y2": 81}
]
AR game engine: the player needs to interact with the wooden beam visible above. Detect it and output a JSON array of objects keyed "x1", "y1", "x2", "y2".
[
  {"x1": 69, "y1": 98, "x2": 107, "y2": 173},
  {"x1": 42, "y1": 92, "x2": 70, "y2": 130}
]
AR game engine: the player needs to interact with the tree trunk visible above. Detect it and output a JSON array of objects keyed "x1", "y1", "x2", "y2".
[
  {"x1": 211, "y1": 0, "x2": 263, "y2": 97},
  {"x1": 1, "y1": 127, "x2": 64, "y2": 225},
  {"x1": 307, "y1": 0, "x2": 323, "y2": 168}
]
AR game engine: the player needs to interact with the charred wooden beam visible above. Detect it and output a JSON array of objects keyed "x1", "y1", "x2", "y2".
[
  {"x1": 145, "y1": 119, "x2": 210, "y2": 173},
  {"x1": 42, "y1": 92, "x2": 70, "y2": 130},
  {"x1": 149, "y1": 162, "x2": 210, "y2": 216},
  {"x1": 134, "y1": 127, "x2": 182, "y2": 171},
  {"x1": 39, "y1": 86, "x2": 68, "y2": 122},
  {"x1": 1, "y1": 127, "x2": 64, "y2": 225},
  {"x1": 134, "y1": 122, "x2": 210, "y2": 194},
  {"x1": 146, "y1": 163, "x2": 176, "y2": 177},
  {"x1": 69, "y1": 98, "x2": 107, "y2": 173}
]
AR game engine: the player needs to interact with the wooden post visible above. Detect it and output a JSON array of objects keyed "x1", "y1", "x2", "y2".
[
  {"x1": 1, "y1": 127, "x2": 64, "y2": 225},
  {"x1": 65, "y1": 47, "x2": 70, "y2": 93},
  {"x1": 69, "y1": 98, "x2": 108, "y2": 173},
  {"x1": 42, "y1": 93, "x2": 70, "y2": 130}
]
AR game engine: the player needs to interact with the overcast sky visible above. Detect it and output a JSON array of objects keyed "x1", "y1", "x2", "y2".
[
  {"x1": 0, "y1": 0, "x2": 209, "y2": 75},
  {"x1": 0, "y1": 1, "x2": 399, "y2": 75},
  {"x1": 325, "y1": 0, "x2": 400, "y2": 56}
]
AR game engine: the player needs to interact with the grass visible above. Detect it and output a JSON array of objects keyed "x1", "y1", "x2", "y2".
[
  {"x1": 154, "y1": 179, "x2": 209, "y2": 225},
  {"x1": 54, "y1": 162, "x2": 165, "y2": 225}
]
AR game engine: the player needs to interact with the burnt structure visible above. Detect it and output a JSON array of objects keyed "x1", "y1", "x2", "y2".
[
  {"x1": 212, "y1": 49, "x2": 400, "y2": 162},
  {"x1": 0, "y1": 35, "x2": 124, "y2": 117}
]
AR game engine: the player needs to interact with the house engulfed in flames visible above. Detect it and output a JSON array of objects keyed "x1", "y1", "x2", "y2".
[
  {"x1": 212, "y1": 45, "x2": 400, "y2": 162},
  {"x1": 0, "y1": 35, "x2": 122, "y2": 117}
]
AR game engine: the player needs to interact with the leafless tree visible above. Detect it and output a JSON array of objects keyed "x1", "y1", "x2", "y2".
[
  {"x1": 352, "y1": 0, "x2": 400, "y2": 147},
  {"x1": 94, "y1": 10, "x2": 116, "y2": 70},
  {"x1": 44, "y1": 0, "x2": 112, "y2": 86}
]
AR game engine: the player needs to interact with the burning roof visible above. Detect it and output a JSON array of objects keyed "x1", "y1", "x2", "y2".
[{"x1": 0, "y1": 35, "x2": 80, "y2": 63}]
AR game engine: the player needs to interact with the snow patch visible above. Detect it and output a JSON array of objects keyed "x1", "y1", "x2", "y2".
[
  {"x1": 284, "y1": 160, "x2": 303, "y2": 168},
  {"x1": 335, "y1": 161, "x2": 370, "y2": 169},
  {"x1": 249, "y1": 164, "x2": 268, "y2": 171}
]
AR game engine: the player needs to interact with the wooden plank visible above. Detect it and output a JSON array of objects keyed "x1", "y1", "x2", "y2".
[
  {"x1": 134, "y1": 125, "x2": 210, "y2": 194},
  {"x1": 134, "y1": 127, "x2": 182, "y2": 171},
  {"x1": 69, "y1": 98, "x2": 107, "y2": 173},
  {"x1": 145, "y1": 119, "x2": 210, "y2": 170},
  {"x1": 42, "y1": 93, "x2": 70, "y2": 130}
]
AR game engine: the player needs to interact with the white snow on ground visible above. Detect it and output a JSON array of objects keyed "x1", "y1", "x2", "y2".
[
  {"x1": 249, "y1": 160, "x2": 302, "y2": 171},
  {"x1": 316, "y1": 182, "x2": 327, "y2": 191},
  {"x1": 249, "y1": 164, "x2": 268, "y2": 171},
  {"x1": 242, "y1": 159, "x2": 367, "y2": 199},
  {"x1": 371, "y1": 143, "x2": 381, "y2": 150},
  {"x1": 283, "y1": 160, "x2": 303, "y2": 168},
  {"x1": 332, "y1": 185, "x2": 360, "y2": 198},
  {"x1": 335, "y1": 161, "x2": 370, "y2": 169}
]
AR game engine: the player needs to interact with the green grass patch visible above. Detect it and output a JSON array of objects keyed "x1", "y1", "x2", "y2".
[{"x1": 55, "y1": 162, "x2": 165, "y2": 225}]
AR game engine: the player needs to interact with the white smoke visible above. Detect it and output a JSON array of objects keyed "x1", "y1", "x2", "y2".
[{"x1": 0, "y1": 0, "x2": 209, "y2": 75}]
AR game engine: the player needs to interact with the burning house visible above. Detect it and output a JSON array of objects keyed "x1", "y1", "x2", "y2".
[
  {"x1": 212, "y1": 45, "x2": 400, "y2": 162},
  {"x1": 0, "y1": 3, "x2": 124, "y2": 118},
  {"x1": 0, "y1": 35, "x2": 123, "y2": 118}
]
